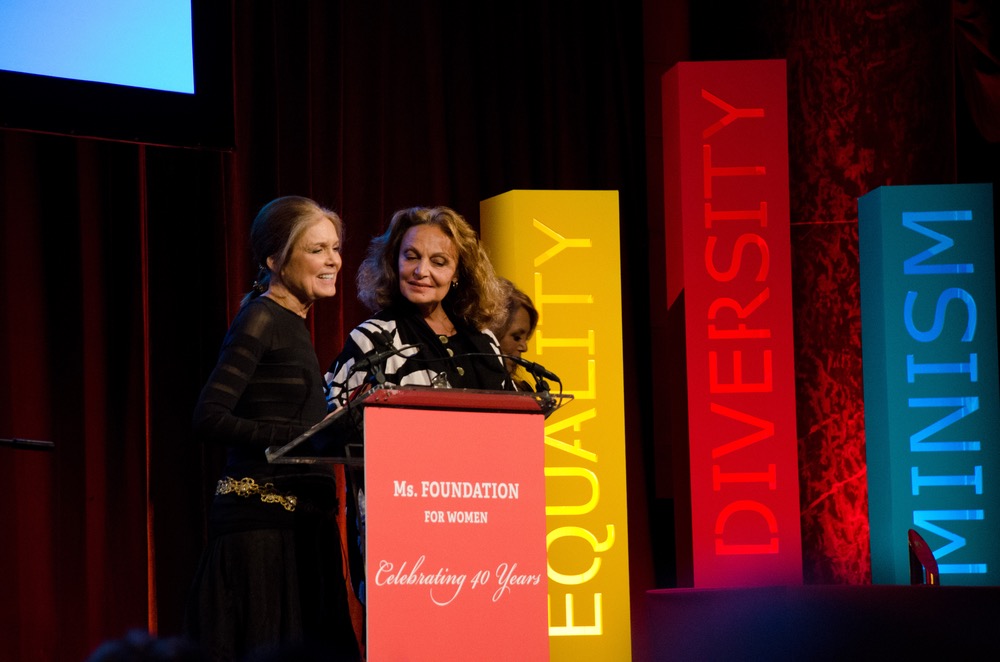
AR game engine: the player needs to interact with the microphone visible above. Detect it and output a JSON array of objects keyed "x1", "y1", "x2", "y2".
[
  {"x1": 504, "y1": 355, "x2": 561, "y2": 383},
  {"x1": 502, "y1": 354, "x2": 561, "y2": 415},
  {"x1": 347, "y1": 325, "x2": 417, "y2": 387},
  {"x1": 352, "y1": 346, "x2": 407, "y2": 372},
  {"x1": 349, "y1": 343, "x2": 423, "y2": 383},
  {"x1": 441, "y1": 351, "x2": 561, "y2": 384},
  {"x1": 375, "y1": 327, "x2": 397, "y2": 349}
]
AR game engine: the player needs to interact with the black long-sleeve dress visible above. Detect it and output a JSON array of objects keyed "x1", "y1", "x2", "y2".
[{"x1": 185, "y1": 296, "x2": 359, "y2": 662}]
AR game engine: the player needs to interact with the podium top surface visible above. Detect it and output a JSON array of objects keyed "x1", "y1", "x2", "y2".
[
  {"x1": 266, "y1": 386, "x2": 562, "y2": 466},
  {"x1": 360, "y1": 385, "x2": 544, "y2": 413}
]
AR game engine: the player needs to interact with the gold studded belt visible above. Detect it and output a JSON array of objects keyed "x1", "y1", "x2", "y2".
[{"x1": 215, "y1": 476, "x2": 298, "y2": 512}]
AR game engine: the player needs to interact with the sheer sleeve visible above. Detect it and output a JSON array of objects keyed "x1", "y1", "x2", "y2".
[{"x1": 193, "y1": 299, "x2": 323, "y2": 450}]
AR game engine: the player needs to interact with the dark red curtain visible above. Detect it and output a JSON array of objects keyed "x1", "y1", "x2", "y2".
[{"x1": 1, "y1": 1, "x2": 996, "y2": 660}]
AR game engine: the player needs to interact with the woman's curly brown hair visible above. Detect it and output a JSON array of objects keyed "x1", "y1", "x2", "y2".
[{"x1": 356, "y1": 206, "x2": 504, "y2": 329}]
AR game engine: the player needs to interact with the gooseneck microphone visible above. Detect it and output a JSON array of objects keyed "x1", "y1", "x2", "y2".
[
  {"x1": 351, "y1": 346, "x2": 412, "y2": 373},
  {"x1": 437, "y1": 351, "x2": 562, "y2": 386},
  {"x1": 503, "y1": 355, "x2": 561, "y2": 384},
  {"x1": 344, "y1": 327, "x2": 419, "y2": 388},
  {"x1": 348, "y1": 345, "x2": 423, "y2": 387},
  {"x1": 343, "y1": 340, "x2": 563, "y2": 401}
]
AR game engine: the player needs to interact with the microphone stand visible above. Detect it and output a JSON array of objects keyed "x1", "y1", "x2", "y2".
[
  {"x1": 367, "y1": 360, "x2": 387, "y2": 388},
  {"x1": 350, "y1": 342, "x2": 421, "y2": 390},
  {"x1": 530, "y1": 372, "x2": 556, "y2": 414},
  {"x1": 0, "y1": 437, "x2": 55, "y2": 451}
]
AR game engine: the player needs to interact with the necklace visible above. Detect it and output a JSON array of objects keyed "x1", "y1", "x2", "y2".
[
  {"x1": 264, "y1": 291, "x2": 309, "y2": 318},
  {"x1": 426, "y1": 315, "x2": 456, "y2": 338}
]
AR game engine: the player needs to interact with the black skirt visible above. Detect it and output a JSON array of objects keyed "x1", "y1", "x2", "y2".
[{"x1": 184, "y1": 491, "x2": 360, "y2": 662}]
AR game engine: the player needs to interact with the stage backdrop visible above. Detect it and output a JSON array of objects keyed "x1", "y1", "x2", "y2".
[{"x1": 2, "y1": 1, "x2": 995, "y2": 660}]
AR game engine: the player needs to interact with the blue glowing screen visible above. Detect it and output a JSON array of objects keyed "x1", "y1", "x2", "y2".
[{"x1": 0, "y1": 0, "x2": 194, "y2": 94}]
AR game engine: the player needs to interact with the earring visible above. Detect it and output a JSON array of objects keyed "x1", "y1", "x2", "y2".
[
  {"x1": 451, "y1": 280, "x2": 458, "y2": 288},
  {"x1": 252, "y1": 265, "x2": 268, "y2": 293}
]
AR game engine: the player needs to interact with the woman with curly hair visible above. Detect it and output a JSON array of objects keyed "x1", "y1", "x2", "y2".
[
  {"x1": 322, "y1": 206, "x2": 513, "y2": 614},
  {"x1": 325, "y1": 205, "x2": 511, "y2": 406}
]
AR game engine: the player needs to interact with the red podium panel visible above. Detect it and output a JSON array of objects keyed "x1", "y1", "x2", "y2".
[{"x1": 363, "y1": 389, "x2": 549, "y2": 661}]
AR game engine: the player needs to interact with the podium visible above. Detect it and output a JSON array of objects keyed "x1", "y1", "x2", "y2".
[{"x1": 268, "y1": 386, "x2": 552, "y2": 661}]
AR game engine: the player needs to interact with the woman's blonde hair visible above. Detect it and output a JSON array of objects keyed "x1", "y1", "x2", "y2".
[{"x1": 242, "y1": 196, "x2": 343, "y2": 306}]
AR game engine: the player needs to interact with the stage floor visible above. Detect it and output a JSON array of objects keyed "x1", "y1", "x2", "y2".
[{"x1": 646, "y1": 584, "x2": 1000, "y2": 660}]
